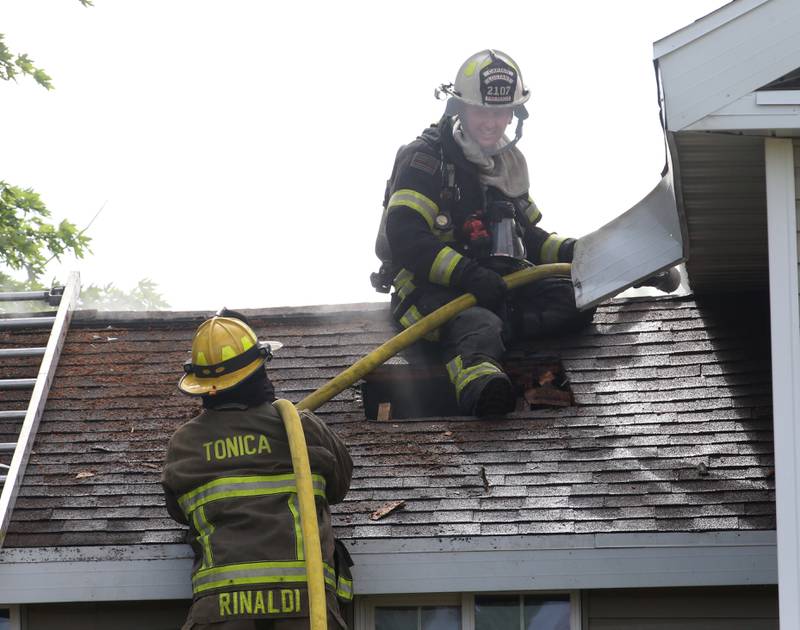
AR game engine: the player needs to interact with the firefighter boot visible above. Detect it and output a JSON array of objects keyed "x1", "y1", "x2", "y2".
[{"x1": 459, "y1": 371, "x2": 516, "y2": 417}]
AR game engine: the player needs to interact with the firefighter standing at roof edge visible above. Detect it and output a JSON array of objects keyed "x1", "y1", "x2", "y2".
[
  {"x1": 162, "y1": 309, "x2": 354, "y2": 630},
  {"x1": 373, "y1": 49, "x2": 596, "y2": 417}
]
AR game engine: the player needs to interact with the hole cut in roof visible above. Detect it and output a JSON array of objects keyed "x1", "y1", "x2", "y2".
[{"x1": 360, "y1": 352, "x2": 573, "y2": 421}]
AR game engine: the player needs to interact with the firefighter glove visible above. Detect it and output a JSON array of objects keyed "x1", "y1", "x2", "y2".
[{"x1": 457, "y1": 261, "x2": 507, "y2": 310}]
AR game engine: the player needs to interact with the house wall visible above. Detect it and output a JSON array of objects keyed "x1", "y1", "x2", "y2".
[
  {"x1": 22, "y1": 588, "x2": 779, "y2": 630},
  {"x1": 584, "y1": 585, "x2": 778, "y2": 629},
  {"x1": 766, "y1": 136, "x2": 800, "y2": 630},
  {"x1": 24, "y1": 600, "x2": 189, "y2": 630},
  {"x1": 795, "y1": 140, "x2": 800, "y2": 303}
]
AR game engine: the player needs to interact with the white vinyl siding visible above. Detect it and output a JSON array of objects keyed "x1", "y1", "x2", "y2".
[
  {"x1": 655, "y1": 0, "x2": 800, "y2": 131},
  {"x1": 765, "y1": 137, "x2": 800, "y2": 630},
  {"x1": 795, "y1": 140, "x2": 800, "y2": 305}
]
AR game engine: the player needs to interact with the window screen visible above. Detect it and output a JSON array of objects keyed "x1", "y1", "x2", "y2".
[
  {"x1": 475, "y1": 594, "x2": 570, "y2": 630},
  {"x1": 376, "y1": 605, "x2": 461, "y2": 630},
  {"x1": 475, "y1": 595, "x2": 519, "y2": 630},
  {"x1": 524, "y1": 595, "x2": 570, "y2": 630}
]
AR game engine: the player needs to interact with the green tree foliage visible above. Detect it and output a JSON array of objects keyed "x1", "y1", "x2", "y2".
[
  {"x1": 78, "y1": 279, "x2": 169, "y2": 311},
  {"x1": 0, "y1": 182, "x2": 90, "y2": 283},
  {"x1": 1, "y1": 0, "x2": 169, "y2": 311},
  {"x1": 0, "y1": 2, "x2": 90, "y2": 89},
  {"x1": 0, "y1": 33, "x2": 53, "y2": 89},
  {"x1": 0, "y1": 274, "x2": 168, "y2": 313}
]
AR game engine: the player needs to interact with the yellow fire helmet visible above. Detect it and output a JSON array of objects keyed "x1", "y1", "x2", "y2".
[{"x1": 178, "y1": 316, "x2": 282, "y2": 396}]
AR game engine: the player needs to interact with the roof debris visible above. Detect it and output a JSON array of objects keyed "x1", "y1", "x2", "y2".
[
  {"x1": 376, "y1": 402, "x2": 392, "y2": 422},
  {"x1": 370, "y1": 500, "x2": 406, "y2": 521},
  {"x1": 479, "y1": 466, "x2": 490, "y2": 492},
  {"x1": 507, "y1": 356, "x2": 574, "y2": 408}
]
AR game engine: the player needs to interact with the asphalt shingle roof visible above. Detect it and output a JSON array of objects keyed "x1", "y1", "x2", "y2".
[{"x1": 0, "y1": 294, "x2": 776, "y2": 548}]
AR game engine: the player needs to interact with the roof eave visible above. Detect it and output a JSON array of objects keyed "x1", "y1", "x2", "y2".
[
  {"x1": 653, "y1": 0, "x2": 770, "y2": 60},
  {"x1": 655, "y1": 0, "x2": 800, "y2": 133},
  {"x1": 0, "y1": 532, "x2": 777, "y2": 603}
]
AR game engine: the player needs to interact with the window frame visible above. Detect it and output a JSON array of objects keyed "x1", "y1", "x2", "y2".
[
  {"x1": 355, "y1": 591, "x2": 581, "y2": 630},
  {"x1": 0, "y1": 605, "x2": 22, "y2": 630}
]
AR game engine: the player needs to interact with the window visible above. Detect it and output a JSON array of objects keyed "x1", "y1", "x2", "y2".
[
  {"x1": 376, "y1": 605, "x2": 461, "y2": 630},
  {"x1": 358, "y1": 593, "x2": 579, "y2": 630},
  {"x1": 475, "y1": 594, "x2": 570, "y2": 630},
  {"x1": 0, "y1": 606, "x2": 21, "y2": 630}
]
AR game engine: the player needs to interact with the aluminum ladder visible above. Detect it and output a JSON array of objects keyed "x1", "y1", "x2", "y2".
[{"x1": 0, "y1": 272, "x2": 80, "y2": 546}]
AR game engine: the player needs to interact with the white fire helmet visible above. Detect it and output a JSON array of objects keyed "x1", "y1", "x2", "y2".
[{"x1": 436, "y1": 49, "x2": 531, "y2": 153}]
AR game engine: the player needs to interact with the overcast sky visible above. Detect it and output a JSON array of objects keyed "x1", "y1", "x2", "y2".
[{"x1": 1, "y1": 0, "x2": 726, "y2": 311}]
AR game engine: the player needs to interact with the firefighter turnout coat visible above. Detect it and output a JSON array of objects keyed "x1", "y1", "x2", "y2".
[
  {"x1": 162, "y1": 402, "x2": 353, "y2": 628},
  {"x1": 384, "y1": 115, "x2": 576, "y2": 330}
]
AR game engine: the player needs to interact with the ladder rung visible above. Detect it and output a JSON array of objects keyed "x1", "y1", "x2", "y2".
[
  {"x1": 0, "y1": 317, "x2": 56, "y2": 329},
  {"x1": 0, "y1": 347, "x2": 46, "y2": 358},
  {"x1": 0, "y1": 379, "x2": 36, "y2": 390},
  {"x1": 0, "y1": 410, "x2": 26, "y2": 420},
  {"x1": 0, "y1": 290, "x2": 50, "y2": 302},
  {"x1": 0, "y1": 443, "x2": 15, "y2": 452}
]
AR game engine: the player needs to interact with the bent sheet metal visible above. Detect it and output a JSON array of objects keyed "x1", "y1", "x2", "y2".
[{"x1": 571, "y1": 172, "x2": 686, "y2": 310}]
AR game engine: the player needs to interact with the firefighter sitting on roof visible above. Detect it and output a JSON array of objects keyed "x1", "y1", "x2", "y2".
[
  {"x1": 373, "y1": 49, "x2": 594, "y2": 417},
  {"x1": 162, "y1": 309, "x2": 353, "y2": 630}
]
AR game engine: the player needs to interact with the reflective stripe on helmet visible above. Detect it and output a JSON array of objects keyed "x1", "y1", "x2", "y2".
[
  {"x1": 428, "y1": 247, "x2": 463, "y2": 286},
  {"x1": 387, "y1": 189, "x2": 440, "y2": 229},
  {"x1": 540, "y1": 234, "x2": 568, "y2": 264},
  {"x1": 185, "y1": 343, "x2": 267, "y2": 378},
  {"x1": 446, "y1": 355, "x2": 503, "y2": 400},
  {"x1": 178, "y1": 474, "x2": 327, "y2": 517},
  {"x1": 463, "y1": 57, "x2": 492, "y2": 78}
]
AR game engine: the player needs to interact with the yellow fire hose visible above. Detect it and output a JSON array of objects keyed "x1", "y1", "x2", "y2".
[
  {"x1": 272, "y1": 263, "x2": 571, "y2": 630},
  {"x1": 297, "y1": 263, "x2": 571, "y2": 412},
  {"x1": 273, "y1": 399, "x2": 329, "y2": 630}
]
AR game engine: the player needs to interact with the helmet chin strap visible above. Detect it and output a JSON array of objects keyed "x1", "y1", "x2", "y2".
[{"x1": 492, "y1": 107, "x2": 527, "y2": 156}]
